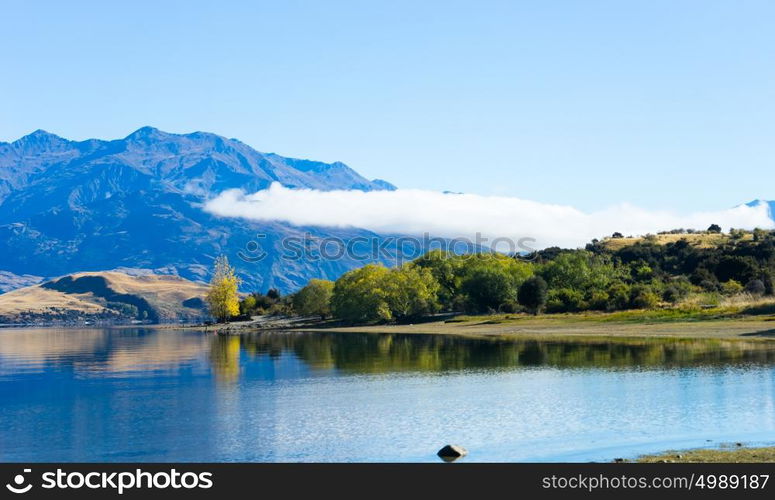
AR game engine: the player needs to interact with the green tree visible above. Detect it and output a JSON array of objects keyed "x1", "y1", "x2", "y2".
[
  {"x1": 414, "y1": 251, "x2": 532, "y2": 312},
  {"x1": 331, "y1": 264, "x2": 441, "y2": 323},
  {"x1": 518, "y1": 276, "x2": 548, "y2": 315},
  {"x1": 460, "y1": 266, "x2": 516, "y2": 313},
  {"x1": 383, "y1": 265, "x2": 440, "y2": 320},
  {"x1": 292, "y1": 279, "x2": 335, "y2": 318},
  {"x1": 538, "y1": 251, "x2": 619, "y2": 292},
  {"x1": 412, "y1": 250, "x2": 465, "y2": 307},
  {"x1": 240, "y1": 295, "x2": 257, "y2": 316},
  {"x1": 206, "y1": 255, "x2": 241, "y2": 322},
  {"x1": 331, "y1": 265, "x2": 393, "y2": 323},
  {"x1": 457, "y1": 254, "x2": 532, "y2": 313}
]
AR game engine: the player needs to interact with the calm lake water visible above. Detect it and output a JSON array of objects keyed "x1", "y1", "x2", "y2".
[{"x1": 1, "y1": 327, "x2": 775, "y2": 462}]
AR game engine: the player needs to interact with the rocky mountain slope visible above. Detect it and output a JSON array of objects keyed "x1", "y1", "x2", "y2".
[{"x1": 0, "y1": 127, "x2": 398, "y2": 293}]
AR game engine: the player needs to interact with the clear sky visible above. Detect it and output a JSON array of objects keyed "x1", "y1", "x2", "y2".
[{"x1": 2, "y1": 0, "x2": 774, "y2": 211}]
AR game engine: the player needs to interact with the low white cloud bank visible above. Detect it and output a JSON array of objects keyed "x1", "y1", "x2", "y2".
[{"x1": 204, "y1": 183, "x2": 774, "y2": 249}]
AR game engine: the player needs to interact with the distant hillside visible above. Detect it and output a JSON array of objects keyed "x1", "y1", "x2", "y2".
[
  {"x1": 599, "y1": 232, "x2": 753, "y2": 251},
  {"x1": 0, "y1": 271, "x2": 210, "y2": 324},
  {"x1": 597, "y1": 201, "x2": 774, "y2": 252},
  {"x1": 0, "y1": 127, "x2": 400, "y2": 293}
]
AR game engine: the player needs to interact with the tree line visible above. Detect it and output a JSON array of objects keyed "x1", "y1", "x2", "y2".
[{"x1": 207, "y1": 227, "x2": 775, "y2": 324}]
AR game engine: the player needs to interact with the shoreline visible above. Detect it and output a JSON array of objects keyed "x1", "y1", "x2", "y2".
[
  {"x1": 634, "y1": 445, "x2": 775, "y2": 463},
  {"x1": 8, "y1": 311, "x2": 775, "y2": 342},
  {"x1": 286, "y1": 314, "x2": 775, "y2": 341}
]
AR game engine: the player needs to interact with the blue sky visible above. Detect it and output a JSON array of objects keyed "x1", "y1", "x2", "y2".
[{"x1": 2, "y1": 0, "x2": 774, "y2": 211}]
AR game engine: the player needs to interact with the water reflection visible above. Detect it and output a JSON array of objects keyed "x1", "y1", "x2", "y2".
[
  {"x1": 209, "y1": 336, "x2": 241, "y2": 382},
  {"x1": 3, "y1": 328, "x2": 775, "y2": 381},
  {"x1": 3, "y1": 328, "x2": 775, "y2": 462},
  {"x1": 239, "y1": 331, "x2": 775, "y2": 374},
  {"x1": 0, "y1": 328, "x2": 208, "y2": 376}
]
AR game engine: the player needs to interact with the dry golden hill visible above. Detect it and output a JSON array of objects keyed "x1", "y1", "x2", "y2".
[
  {"x1": 599, "y1": 232, "x2": 753, "y2": 251},
  {"x1": 0, "y1": 271, "x2": 210, "y2": 324}
]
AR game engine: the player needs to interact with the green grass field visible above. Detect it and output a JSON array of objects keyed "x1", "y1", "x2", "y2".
[{"x1": 636, "y1": 446, "x2": 775, "y2": 463}]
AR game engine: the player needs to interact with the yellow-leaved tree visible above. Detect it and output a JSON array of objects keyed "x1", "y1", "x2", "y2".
[{"x1": 206, "y1": 255, "x2": 240, "y2": 323}]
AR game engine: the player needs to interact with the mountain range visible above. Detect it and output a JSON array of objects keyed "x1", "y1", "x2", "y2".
[
  {"x1": 2, "y1": 127, "x2": 773, "y2": 296},
  {"x1": 0, "y1": 127, "x2": 401, "y2": 293}
]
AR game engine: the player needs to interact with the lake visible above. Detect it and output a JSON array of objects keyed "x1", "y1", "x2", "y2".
[{"x1": 1, "y1": 327, "x2": 775, "y2": 462}]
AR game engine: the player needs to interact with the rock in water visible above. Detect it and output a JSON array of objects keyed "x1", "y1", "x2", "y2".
[{"x1": 437, "y1": 444, "x2": 468, "y2": 462}]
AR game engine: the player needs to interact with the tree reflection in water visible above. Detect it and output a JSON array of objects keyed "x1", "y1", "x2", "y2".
[{"x1": 213, "y1": 331, "x2": 775, "y2": 381}]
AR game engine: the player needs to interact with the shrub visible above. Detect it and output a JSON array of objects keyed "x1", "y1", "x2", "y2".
[
  {"x1": 239, "y1": 295, "x2": 257, "y2": 315},
  {"x1": 744, "y1": 279, "x2": 766, "y2": 296},
  {"x1": 764, "y1": 274, "x2": 775, "y2": 295},
  {"x1": 630, "y1": 285, "x2": 660, "y2": 309},
  {"x1": 498, "y1": 300, "x2": 520, "y2": 313},
  {"x1": 517, "y1": 276, "x2": 548, "y2": 315},
  {"x1": 714, "y1": 256, "x2": 759, "y2": 284},
  {"x1": 721, "y1": 280, "x2": 744, "y2": 295},
  {"x1": 700, "y1": 280, "x2": 720, "y2": 292},
  {"x1": 690, "y1": 268, "x2": 716, "y2": 286},
  {"x1": 106, "y1": 302, "x2": 139, "y2": 318},
  {"x1": 239, "y1": 289, "x2": 286, "y2": 316},
  {"x1": 633, "y1": 263, "x2": 654, "y2": 281},
  {"x1": 587, "y1": 290, "x2": 610, "y2": 311},
  {"x1": 606, "y1": 282, "x2": 631, "y2": 310},
  {"x1": 666, "y1": 276, "x2": 693, "y2": 299},
  {"x1": 546, "y1": 288, "x2": 587, "y2": 313},
  {"x1": 662, "y1": 286, "x2": 681, "y2": 304}
]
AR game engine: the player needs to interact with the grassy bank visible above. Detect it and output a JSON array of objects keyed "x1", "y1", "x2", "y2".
[
  {"x1": 636, "y1": 446, "x2": 775, "y2": 463},
  {"x1": 293, "y1": 307, "x2": 775, "y2": 340}
]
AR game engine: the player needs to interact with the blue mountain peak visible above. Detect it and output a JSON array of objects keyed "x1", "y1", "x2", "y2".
[
  {"x1": 14, "y1": 129, "x2": 66, "y2": 145},
  {"x1": 124, "y1": 126, "x2": 166, "y2": 141}
]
